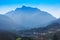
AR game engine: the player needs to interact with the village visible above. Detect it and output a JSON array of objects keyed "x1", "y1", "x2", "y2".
[{"x1": 16, "y1": 29, "x2": 60, "y2": 40}]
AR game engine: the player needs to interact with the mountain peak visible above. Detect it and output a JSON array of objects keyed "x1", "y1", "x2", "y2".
[
  {"x1": 21, "y1": 6, "x2": 33, "y2": 9},
  {"x1": 22, "y1": 6, "x2": 27, "y2": 8},
  {"x1": 15, "y1": 6, "x2": 40, "y2": 12}
]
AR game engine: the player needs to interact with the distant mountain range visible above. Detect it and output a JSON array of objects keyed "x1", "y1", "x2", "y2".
[
  {"x1": 5, "y1": 6, "x2": 56, "y2": 30},
  {"x1": 1, "y1": 6, "x2": 60, "y2": 33}
]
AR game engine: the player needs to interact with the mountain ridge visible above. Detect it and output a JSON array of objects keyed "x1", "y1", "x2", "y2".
[
  {"x1": 0, "y1": 6, "x2": 57, "y2": 31},
  {"x1": 6, "y1": 6, "x2": 56, "y2": 29}
]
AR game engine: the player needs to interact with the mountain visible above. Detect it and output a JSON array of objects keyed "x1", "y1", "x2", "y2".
[{"x1": 6, "y1": 6, "x2": 56, "y2": 30}]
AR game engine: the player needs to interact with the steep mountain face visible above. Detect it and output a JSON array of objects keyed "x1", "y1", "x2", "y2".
[{"x1": 6, "y1": 6, "x2": 56, "y2": 30}]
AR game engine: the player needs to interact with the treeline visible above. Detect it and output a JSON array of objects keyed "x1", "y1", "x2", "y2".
[{"x1": 0, "y1": 31, "x2": 16, "y2": 40}]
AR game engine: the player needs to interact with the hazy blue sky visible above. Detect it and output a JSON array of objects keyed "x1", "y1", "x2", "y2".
[{"x1": 0, "y1": 0, "x2": 60, "y2": 18}]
